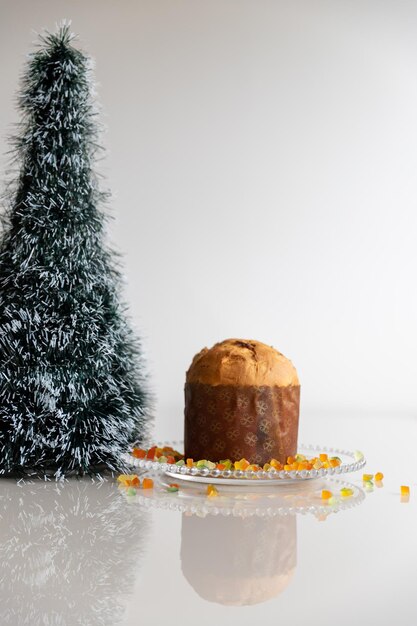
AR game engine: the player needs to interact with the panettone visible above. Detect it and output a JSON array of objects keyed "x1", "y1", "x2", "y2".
[{"x1": 184, "y1": 338, "x2": 300, "y2": 465}]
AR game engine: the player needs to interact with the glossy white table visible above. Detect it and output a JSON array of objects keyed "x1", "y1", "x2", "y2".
[{"x1": 1, "y1": 413, "x2": 416, "y2": 625}]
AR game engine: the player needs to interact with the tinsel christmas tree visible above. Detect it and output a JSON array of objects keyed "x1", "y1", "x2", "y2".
[{"x1": 0, "y1": 25, "x2": 150, "y2": 477}]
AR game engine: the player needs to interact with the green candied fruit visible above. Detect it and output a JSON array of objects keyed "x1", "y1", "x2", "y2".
[
  {"x1": 196, "y1": 460, "x2": 208, "y2": 468},
  {"x1": 295, "y1": 454, "x2": 306, "y2": 463},
  {"x1": 127, "y1": 487, "x2": 137, "y2": 496},
  {"x1": 167, "y1": 486, "x2": 179, "y2": 493},
  {"x1": 205, "y1": 461, "x2": 216, "y2": 470},
  {"x1": 219, "y1": 459, "x2": 232, "y2": 469},
  {"x1": 175, "y1": 459, "x2": 185, "y2": 466},
  {"x1": 354, "y1": 450, "x2": 364, "y2": 461},
  {"x1": 158, "y1": 455, "x2": 168, "y2": 463}
]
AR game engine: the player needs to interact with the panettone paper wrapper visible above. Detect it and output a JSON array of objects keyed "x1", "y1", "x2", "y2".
[{"x1": 184, "y1": 383, "x2": 300, "y2": 465}]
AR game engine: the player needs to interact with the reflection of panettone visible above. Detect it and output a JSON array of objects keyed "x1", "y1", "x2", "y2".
[
  {"x1": 184, "y1": 339, "x2": 300, "y2": 464},
  {"x1": 181, "y1": 513, "x2": 296, "y2": 606}
]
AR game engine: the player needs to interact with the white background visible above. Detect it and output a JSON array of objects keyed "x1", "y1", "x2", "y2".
[{"x1": 1, "y1": 1, "x2": 417, "y2": 438}]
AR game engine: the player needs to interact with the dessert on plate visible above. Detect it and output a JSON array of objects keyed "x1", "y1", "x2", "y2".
[{"x1": 184, "y1": 338, "x2": 300, "y2": 465}]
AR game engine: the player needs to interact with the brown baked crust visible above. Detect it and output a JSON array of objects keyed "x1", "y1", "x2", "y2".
[{"x1": 186, "y1": 338, "x2": 299, "y2": 387}]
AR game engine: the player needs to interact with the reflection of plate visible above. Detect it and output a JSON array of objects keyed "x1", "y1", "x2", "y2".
[
  {"x1": 120, "y1": 475, "x2": 366, "y2": 518},
  {"x1": 122, "y1": 442, "x2": 366, "y2": 485}
]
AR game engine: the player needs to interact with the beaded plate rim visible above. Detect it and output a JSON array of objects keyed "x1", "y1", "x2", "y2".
[{"x1": 121, "y1": 442, "x2": 366, "y2": 483}]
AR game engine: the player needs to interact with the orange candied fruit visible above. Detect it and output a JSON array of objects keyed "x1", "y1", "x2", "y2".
[
  {"x1": 206, "y1": 484, "x2": 218, "y2": 497},
  {"x1": 146, "y1": 446, "x2": 157, "y2": 460},
  {"x1": 132, "y1": 448, "x2": 146, "y2": 459},
  {"x1": 375, "y1": 472, "x2": 384, "y2": 482},
  {"x1": 166, "y1": 455, "x2": 175, "y2": 464},
  {"x1": 142, "y1": 477, "x2": 154, "y2": 489},
  {"x1": 321, "y1": 489, "x2": 332, "y2": 500},
  {"x1": 319, "y1": 453, "x2": 328, "y2": 462},
  {"x1": 400, "y1": 485, "x2": 410, "y2": 496},
  {"x1": 186, "y1": 458, "x2": 194, "y2": 467}
]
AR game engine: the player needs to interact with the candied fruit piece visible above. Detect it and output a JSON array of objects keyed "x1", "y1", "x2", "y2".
[
  {"x1": 330, "y1": 456, "x2": 342, "y2": 465},
  {"x1": 375, "y1": 472, "x2": 384, "y2": 482},
  {"x1": 319, "y1": 453, "x2": 328, "y2": 462},
  {"x1": 363, "y1": 474, "x2": 373, "y2": 482},
  {"x1": 127, "y1": 487, "x2": 137, "y2": 496},
  {"x1": 166, "y1": 455, "x2": 175, "y2": 464},
  {"x1": 142, "y1": 478, "x2": 154, "y2": 489},
  {"x1": 340, "y1": 487, "x2": 354, "y2": 497},
  {"x1": 186, "y1": 458, "x2": 194, "y2": 467},
  {"x1": 167, "y1": 484, "x2": 179, "y2": 493},
  {"x1": 270, "y1": 459, "x2": 282, "y2": 470},
  {"x1": 287, "y1": 456, "x2": 295, "y2": 465},
  {"x1": 132, "y1": 448, "x2": 146, "y2": 459},
  {"x1": 354, "y1": 450, "x2": 364, "y2": 461},
  {"x1": 206, "y1": 484, "x2": 218, "y2": 497},
  {"x1": 321, "y1": 490, "x2": 332, "y2": 500},
  {"x1": 295, "y1": 454, "x2": 306, "y2": 462},
  {"x1": 146, "y1": 446, "x2": 157, "y2": 460},
  {"x1": 117, "y1": 474, "x2": 138, "y2": 487},
  {"x1": 400, "y1": 485, "x2": 410, "y2": 496}
]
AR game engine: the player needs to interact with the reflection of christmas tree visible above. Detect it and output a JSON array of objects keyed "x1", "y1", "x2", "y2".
[
  {"x1": 0, "y1": 24, "x2": 150, "y2": 477},
  {"x1": 0, "y1": 480, "x2": 149, "y2": 625}
]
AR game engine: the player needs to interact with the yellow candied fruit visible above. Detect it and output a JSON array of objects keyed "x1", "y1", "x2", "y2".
[
  {"x1": 235, "y1": 458, "x2": 250, "y2": 471},
  {"x1": 340, "y1": 487, "x2": 354, "y2": 497},
  {"x1": 207, "y1": 484, "x2": 218, "y2": 497},
  {"x1": 247, "y1": 464, "x2": 261, "y2": 472},
  {"x1": 321, "y1": 489, "x2": 332, "y2": 500},
  {"x1": 400, "y1": 485, "x2": 410, "y2": 496},
  {"x1": 363, "y1": 474, "x2": 373, "y2": 482},
  {"x1": 375, "y1": 472, "x2": 384, "y2": 482},
  {"x1": 117, "y1": 474, "x2": 140, "y2": 488}
]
